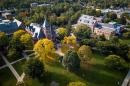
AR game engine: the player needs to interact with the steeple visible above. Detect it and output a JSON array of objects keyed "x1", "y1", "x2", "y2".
[
  {"x1": 42, "y1": 18, "x2": 50, "y2": 29},
  {"x1": 42, "y1": 18, "x2": 53, "y2": 40}
]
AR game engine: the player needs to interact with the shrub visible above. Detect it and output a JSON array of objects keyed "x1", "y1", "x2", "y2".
[
  {"x1": 67, "y1": 81, "x2": 86, "y2": 86},
  {"x1": 105, "y1": 55, "x2": 126, "y2": 70}
]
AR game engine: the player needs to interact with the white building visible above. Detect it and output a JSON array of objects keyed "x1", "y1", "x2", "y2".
[
  {"x1": 30, "y1": 3, "x2": 38, "y2": 7},
  {"x1": 77, "y1": 15, "x2": 97, "y2": 28},
  {"x1": 74, "y1": 15, "x2": 123, "y2": 40}
]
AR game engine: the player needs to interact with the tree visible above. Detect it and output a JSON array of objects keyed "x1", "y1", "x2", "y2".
[
  {"x1": 98, "y1": 35, "x2": 106, "y2": 41},
  {"x1": 78, "y1": 45, "x2": 92, "y2": 64},
  {"x1": 9, "y1": 36, "x2": 25, "y2": 52},
  {"x1": 73, "y1": 24, "x2": 91, "y2": 40},
  {"x1": 7, "y1": 48, "x2": 21, "y2": 60},
  {"x1": 0, "y1": 32, "x2": 9, "y2": 50},
  {"x1": 80, "y1": 38, "x2": 97, "y2": 47},
  {"x1": 105, "y1": 55, "x2": 126, "y2": 70},
  {"x1": 13, "y1": 30, "x2": 26, "y2": 39},
  {"x1": 110, "y1": 36, "x2": 119, "y2": 46},
  {"x1": 67, "y1": 81, "x2": 86, "y2": 86},
  {"x1": 62, "y1": 50, "x2": 80, "y2": 71},
  {"x1": 33, "y1": 38, "x2": 55, "y2": 61},
  {"x1": 63, "y1": 35, "x2": 77, "y2": 46},
  {"x1": 56, "y1": 27, "x2": 68, "y2": 40},
  {"x1": 96, "y1": 10, "x2": 102, "y2": 17},
  {"x1": 24, "y1": 58, "x2": 45, "y2": 79},
  {"x1": 107, "y1": 12, "x2": 117, "y2": 20},
  {"x1": 127, "y1": 48, "x2": 130, "y2": 61},
  {"x1": 9, "y1": 30, "x2": 26, "y2": 51},
  {"x1": 20, "y1": 33, "x2": 33, "y2": 49},
  {"x1": 123, "y1": 31, "x2": 130, "y2": 39}
]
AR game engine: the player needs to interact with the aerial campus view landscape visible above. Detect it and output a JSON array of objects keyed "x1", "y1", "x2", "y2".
[{"x1": 0, "y1": 0, "x2": 130, "y2": 86}]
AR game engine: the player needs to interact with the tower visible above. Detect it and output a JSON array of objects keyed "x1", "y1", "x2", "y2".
[{"x1": 42, "y1": 19, "x2": 53, "y2": 40}]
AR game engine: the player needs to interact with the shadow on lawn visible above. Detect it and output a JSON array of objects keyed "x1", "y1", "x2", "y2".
[{"x1": 76, "y1": 63, "x2": 126, "y2": 86}]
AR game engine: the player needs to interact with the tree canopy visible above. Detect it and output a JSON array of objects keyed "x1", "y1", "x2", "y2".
[
  {"x1": 78, "y1": 45, "x2": 92, "y2": 64},
  {"x1": 0, "y1": 32, "x2": 9, "y2": 50},
  {"x1": 20, "y1": 33, "x2": 33, "y2": 49},
  {"x1": 62, "y1": 50, "x2": 80, "y2": 71},
  {"x1": 73, "y1": 24, "x2": 91, "y2": 40},
  {"x1": 33, "y1": 38, "x2": 55, "y2": 61},
  {"x1": 24, "y1": 58, "x2": 45, "y2": 79}
]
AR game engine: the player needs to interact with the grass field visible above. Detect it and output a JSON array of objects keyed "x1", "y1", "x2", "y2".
[
  {"x1": 44, "y1": 53, "x2": 127, "y2": 86},
  {"x1": 0, "y1": 68, "x2": 16, "y2": 86},
  {"x1": 0, "y1": 53, "x2": 127, "y2": 86},
  {"x1": 13, "y1": 59, "x2": 26, "y2": 75}
]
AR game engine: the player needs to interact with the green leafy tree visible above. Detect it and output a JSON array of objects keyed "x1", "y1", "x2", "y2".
[
  {"x1": 20, "y1": 33, "x2": 33, "y2": 49},
  {"x1": 9, "y1": 37, "x2": 25, "y2": 52},
  {"x1": 7, "y1": 48, "x2": 21, "y2": 60},
  {"x1": 105, "y1": 55, "x2": 127, "y2": 70},
  {"x1": 0, "y1": 32, "x2": 9, "y2": 50},
  {"x1": 24, "y1": 58, "x2": 45, "y2": 79},
  {"x1": 73, "y1": 24, "x2": 91, "y2": 40},
  {"x1": 13, "y1": 30, "x2": 26, "y2": 39},
  {"x1": 78, "y1": 45, "x2": 92, "y2": 64},
  {"x1": 62, "y1": 50, "x2": 80, "y2": 71},
  {"x1": 107, "y1": 12, "x2": 117, "y2": 20},
  {"x1": 80, "y1": 39, "x2": 97, "y2": 47},
  {"x1": 123, "y1": 31, "x2": 130, "y2": 39}
]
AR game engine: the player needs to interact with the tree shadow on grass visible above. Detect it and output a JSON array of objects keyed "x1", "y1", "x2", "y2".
[
  {"x1": 76, "y1": 63, "x2": 126, "y2": 86},
  {"x1": 38, "y1": 70, "x2": 80, "y2": 86}
]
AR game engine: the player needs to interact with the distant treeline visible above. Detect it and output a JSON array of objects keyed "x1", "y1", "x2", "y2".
[{"x1": 0, "y1": 0, "x2": 129, "y2": 9}]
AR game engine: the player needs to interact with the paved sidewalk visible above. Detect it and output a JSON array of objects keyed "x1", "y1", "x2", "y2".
[
  {"x1": 0, "y1": 57, "x2": 25, "y2": 70},
  {"x1": 122, "y1": 70, "x2": 130, "y2": 86},
  {"x1": 0, "y1": 53, "x2": 20, "y2": 80}
]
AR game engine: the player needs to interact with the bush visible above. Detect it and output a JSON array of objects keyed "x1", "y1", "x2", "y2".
[
  {"x1": 62, "y1": 50, "x2": 80, "y2": 71},
  {"x1": 67, "y1": 81, "x2": 86, "y2": 86},
  {"x1": 105, "y1": 55, "x2": 127, "y2": 70}
]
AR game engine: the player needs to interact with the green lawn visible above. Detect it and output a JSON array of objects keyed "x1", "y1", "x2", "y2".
[
  {"x1": 44, "y1": 53, "x2": 127, "y2": 86},
  {"x1": 83, "y1": 54, "x2": 127, "y2": 86},
  {"x1": 7, "y1": 56, "x2": 23, "y2": 63},
  {"x1": 0, "y1": 68, "x2": 16, "y2": 86},
  {"x1": 13, "y1": 60, "x2": 26, "y2": 75},
  {"x1": 0, "y1": 53, "x2": 127, "y2": 86}
]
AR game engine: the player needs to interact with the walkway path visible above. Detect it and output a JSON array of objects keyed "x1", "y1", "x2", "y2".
[
  {"x1": 122, "y1": 69, "x2": 130, "y2": 86},
  {"x1": 0, "y1": 53, "x2": 20, "y2": 80},
  {"x1": 55, "y1": 47, "x2": 64, "y2": 56},
  {"x1": 0, "y1": 56, "x2": 25, "y2": 70}
]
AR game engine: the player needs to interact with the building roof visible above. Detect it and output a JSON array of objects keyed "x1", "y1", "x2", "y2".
[{"x1": 0, "y1": 19, "x2": 22, "y2": 34}]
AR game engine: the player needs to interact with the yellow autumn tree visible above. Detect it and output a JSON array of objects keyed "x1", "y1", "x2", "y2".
[
  {"x1": 61, "y1": 35, "x2": 79, "y2": 53},
  {"x1": 33, "y1": 38, "x2": 55, "y2": 61},
  {"x1": 13, "y1": 30, "x2": 26, "y2": 39},
  {"x1": 63, "y1": 35, "x2": 76, "y2": 46},
  {"x1": 20, "y1": 33, "x2": 33, "y2": 49},
  {"x1": 56, "y1": 27, "x2": 68, "y2": 36}
]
